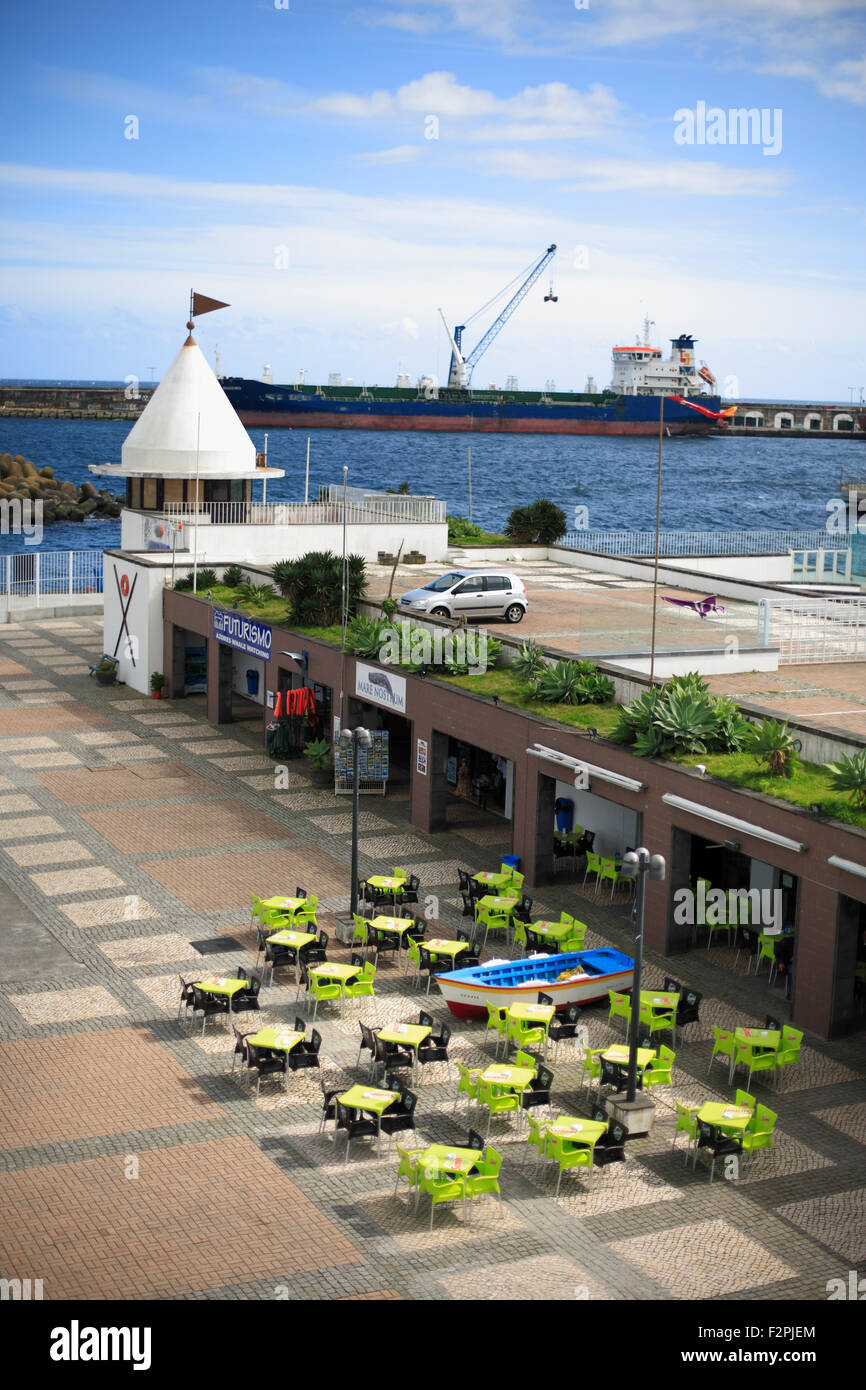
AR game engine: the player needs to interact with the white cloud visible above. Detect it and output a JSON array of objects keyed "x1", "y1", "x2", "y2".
[
  {"x1": 358, "y1": 145, "x2": 424, "y2": 165},
  {"x1": 764, "y1": 53, "x2": 866, "y2": 105},
  {"x1": 454, "y1": 149, "x2": 787, "y2": 196}
]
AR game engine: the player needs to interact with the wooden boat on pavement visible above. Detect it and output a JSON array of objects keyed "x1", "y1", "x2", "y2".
[{"x1": 437, "y1": 947, "x2": 638, "y2": 1020}]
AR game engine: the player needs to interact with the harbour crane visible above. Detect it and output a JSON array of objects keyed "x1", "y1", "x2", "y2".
[{"x1": 438, "y1": 243, "x2": 557, "y2": 390}]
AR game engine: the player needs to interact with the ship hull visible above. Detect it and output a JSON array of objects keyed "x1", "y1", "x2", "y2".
[
  {"x1": 436, "y1": 948, "x2": 638, "y2": 1020},
  {"x1": 222, "y1": 380, "x2": 722, "y2": 437}
]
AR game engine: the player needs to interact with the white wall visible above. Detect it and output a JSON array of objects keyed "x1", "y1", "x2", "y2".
[
  {"x1": 231, "y1": 648, "x2": 264, "y2": 704},
  {"x1": 103, "y1": 554, "x2": 167, "y2": 696},
  {"x1": 120, "y1": 511, "x2": 447, "y2": 564},
  {"x1": 553, "y1": 777, "x2": 638, "y2": 860},
  {"x1": 663, "y1": 554, "x2": 792, "y2": 582},
  {"x1": 613, "y1": 648, "x2": 779, "y2": 676}
]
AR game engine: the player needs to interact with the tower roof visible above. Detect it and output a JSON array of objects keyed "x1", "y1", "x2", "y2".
[{"x1": 90, "y1": 336, "x2": 283, "y2": 480}]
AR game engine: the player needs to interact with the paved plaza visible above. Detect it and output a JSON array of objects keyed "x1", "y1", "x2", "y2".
[{"x1": 0, "y1": 613, "x2": 864, "y2": 1301}]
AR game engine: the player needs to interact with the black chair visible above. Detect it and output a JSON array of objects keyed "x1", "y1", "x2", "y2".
[
  {"x1": 231, "y1": 1025, "x2": 252, "y2": 1074},
  {"x1": 401, "y1": 874, "x2": 420, "y2": 906},
  {"x1": 350, "y1": 952, "x2": 366, "y2": 972},
  {"x1": 294, "y1": 1014, "x2": 307, "y2": 1034},
  {"x1": 663, "y1": 976, "x2": 682, "y2": 995},
  {"x1": 289, "y1": 1028, "x2": 321, "y2": 1072},
  {"x1": 374, "y1": 1034, "x2": 413, "y2": 1078},
  {"x1": 733, "y1": 926, "x2": 760, "y2": 973},
  {"x1": 233, "y1": 972, "x2": 261, "y2": 1012},
  {"x1": 519, "y1": 895, "x2": 533, "y2": 915},
  {"x1": 455, "y1": 930, "x2": 480, "y2": 968},
  {"x1": 319, "y1": 1084, "x2": 341, "y2": 1133},
  {"x1": 418, "y1": 1010, "x2": 434, "y2": 1029},
  {"x1": 191, "y1": 986, "x2": 230, "y2": 1035},
  {"x1": 593, "y1": 1120, "x2": 627, "y2": 1176},
  {"x1": 417, "y1": 1022, "x2": 452, "y2": 1078},
  {"x1": 548, "y1": 1001, "x2": 582, "y2": 1059},
  {"x1": 457, "y1": 868, "x2": 471, "y2": 906},
  {"x1": 335, "y1": 1102, "x2": 380, "y2": 1162},
  {"x1": 773, "y1": 938, "x2": 794, "y2": 993},
  {"x1": 675, "y1": 989, "x2": 702, "y2": 1041},
  {"x1": 295, "y1": 886, "x2": 307, "y2": 899},
  {"x1": 407, "y1": 920, "x2": 427, "y2": 943},
  {"x1": 598, "y1": 1056, "x2": 632, "y2": 1097},
  {"x1": 459, "y1": 891, "x2": 475, "y2": 919},
  {"x1": 765, "y1": 1015, "x2": 782, "y2": 1031},
  {"x1": 379, "y1": 1087, "x2": 418, "y2": 1141},
  {"x1": 247, "y1": 1042, "x2": 288, "y2": 1096},
  {"x1": 418, "y1": 945, "x2": 445, "y2": 996},
  {"x1": 374, "y1": 928, "x2": 402, "y2": 967},
  {"x1": 357, "y1": 1021, "x2": 380, "y2": 1076},
  {"x1": 467, "y1": 1128, "x2": 485, "y2": 1151},
  {"x1": 520, "y1": 1064, "x2": 554, "y2": 1115},
  {"x1": 525, "y1": 928, "x2": 550, "y2": 955},
  {"x1": 469, "y1": 877, "x2": 484, "y2": 901},
  {"x1": 693, "y1": 1120, "x2": 742, "y2": 1183},
  {"x1": 177, "y1": 975, "x2": 199, "y2": 1025},
  {"x1": 263, "y1": 940, "x2": 293, "y2": 986},
  {"x1": 254, "y1": 922, "x2": 270, "y2": 967},
  {"x1": 538, "y1": 992, "x2": 554, "y2": 1007},
  {"x1": 304, "y1": 930, "x2": 329, "y2": 965}
]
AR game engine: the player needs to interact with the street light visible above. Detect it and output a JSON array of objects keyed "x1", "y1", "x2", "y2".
[
  {"x1": 340, "y1": 725, "x2": 372, "y2": 917},
  {"x1": 619, "y1": 847, "x2": 666, "y2": 1105}
]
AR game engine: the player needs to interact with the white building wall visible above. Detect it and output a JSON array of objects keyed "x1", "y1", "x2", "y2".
[
  {"x1": 553, "y1": 778, "x2": 638, "y2": 860},
  {"x1": 103, "y1": 554, "x2": 167, "y2": 696},
  {"x1": 120, "y1": 512, "x2": 447, "y2": 563}
]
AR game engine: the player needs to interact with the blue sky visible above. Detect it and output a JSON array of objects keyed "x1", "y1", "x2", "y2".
[{"x1": 1, "y1": 0, "x2": 864, "y2": 398}]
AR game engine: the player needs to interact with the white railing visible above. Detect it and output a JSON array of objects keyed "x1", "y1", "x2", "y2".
[
  {"x1": 561, "y1": 529, "x2": 850, "y2": 557},
  {"x1": 2, "y1": 549, "x2": 104, "y2": 603},
  {"x1": 759, "y1": 596, "x2": 866, "y2": 664},
  {"x1": 319, "y1": 485, "x2": 446, "y2": 523},
  {"x1": 163, "y1": 496, "x2": 446, "y2": 526}
]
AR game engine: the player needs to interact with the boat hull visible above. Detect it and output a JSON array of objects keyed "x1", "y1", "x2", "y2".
[
  {"x1": 235, "y1": 409, "x2": 708, "y2": 436},
  {"x1": 437, "y1": 948, "x2": 638, "y2": 1020}
]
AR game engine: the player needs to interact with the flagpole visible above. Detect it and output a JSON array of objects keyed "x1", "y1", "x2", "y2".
[
  {"x1": 649, "y1": 395, "x2": 664, "y2": 683},
  {"x1": 304, "y1": 436, "x2": 311, "y2": 505},
  {"x1": 192, "y1": 413, "x2": 201, "y2": 592}
]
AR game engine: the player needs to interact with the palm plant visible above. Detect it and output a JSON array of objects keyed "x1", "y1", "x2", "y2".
[
  {"x1": 271, "y1": 551, "x2": 366, "y2": 626},
  {"x1": 824, "y1": 749, "x2": 866, "y2": 807},
  {"x1": 747, "y1": 719, "x2": 800, "y2": 778}
]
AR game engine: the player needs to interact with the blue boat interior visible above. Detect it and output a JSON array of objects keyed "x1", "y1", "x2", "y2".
[{"x1": 445, "y1": 948, "x2": 635, "y2": 987}]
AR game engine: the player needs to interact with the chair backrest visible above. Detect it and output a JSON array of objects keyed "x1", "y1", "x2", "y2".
[
  {"x1": 765, "y1": 1015, "x2": 781, "y2": 1031},
  {"x1": 458, "y1": 868, "x2": 470, "y2": 892},
  {"x1": 601, "y1": 1058, "x2": 624, "y2": 1087},
  {"x1": 681, "y1": 989, "x2": 701, "y2": 1009},
  {"x1": 538, "y1": 992, "x2": 554, "y2": 1006},
  {"x1": 587, "y1": 851, "x2": 601, "y2": 870},
  {"x1": 460, "y1": 892, "x2": 474, "y2": 917},
  {"x1": 536, "y1": 1066, "x2": 554, "y2": 1091},
  {"x1": 607, "y1": 1121, "x2": 627, "y2": 1146},
  {"x1": 294, "y1": 1015, "x2": 307, "y2": 1034},
  {"x1": 713, "y1": 1025, "x2": 732, "y2": 1048},
  {"x1": 467, "y1": 1129, "x2": 484, "y2": 1150},
  {"x1": 408, "y1": 875, "x2": 420, "y2": 891},
  {"x1": 318, "y1": 930, "x2": 329, "y2": 949},
  {"x1": 418, "y1": 1010, "x2": 433, "y2": 1028},
  {"x1": 520, "y1": 895, "x2": 533, "y2": 913},
  {"x1": 400, "y1": 1090, "x2": 418, "y2": 1115},
  {"x1": 309, "y1": 1029, "x2": 322, "y2": 1055},
  {"x1": 360, "y1": 1021, "x2": 377, "y2": 1051},
  {"x1": 735, "y1": 1089, "x2": 755, "y2": 1110},
  {"x1": 697, "y1": 1119, "x2": 716, "y2": 1145},
  {"x1": 663, "y1": 977, "x2": 682, "y2": 994},
  {"x1": 437, "y1": 1023, "x2": 452, "y2": 1046},
  {"x1": 418, "y1": 946, "x2": 435, "y2": 971},
  {"x1": 755, "y1": 1104, "x2": 777, "y2": 1131},
  {"x1": 658, "y1": 1045, "x2": 675, "y2": 1064},
  {"x1": 782, "y1": 1026, "x2": 802, "y2": 1049},
  {"x1": 565, "y1": 1001, "x2": 581, "y2": 1026},
  {"x1": 350, "y1": 953, "x2": 365, "y2": 969},
  {"x1": 591, "y1": 1105, "x2": 607, "y2": 1124},
  {"x1": 295, "y1": 886, "x2": 307, "y2": 899}
]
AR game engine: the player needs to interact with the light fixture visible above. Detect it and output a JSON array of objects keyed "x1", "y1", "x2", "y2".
[
  {"x1": 661, "y1": 793, "x2": 807, "y2": 853},
  {"x1": 724, "y1": 840, "x2": 741, "y2": 852},
  {"x1": 527, "y1": 743, "x2": 646, "y2": 793},
  {"x1": 809, "y1": 803, "x2": 823, "y2": 818},
  {"x1": 827, "y1": 855, "x2": 866, "y2": 880},
  {"x1": 694, "y1": 764, "x2": 707, "y2": 777}
]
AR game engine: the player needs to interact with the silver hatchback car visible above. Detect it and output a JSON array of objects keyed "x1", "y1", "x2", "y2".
[{"x1": 398, "y1": 569, "x2": 528, "y2": 623}]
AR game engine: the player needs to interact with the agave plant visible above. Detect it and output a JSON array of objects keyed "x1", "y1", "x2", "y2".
[
  {"x1": 236, "y1": 581, "x2": 276, "y2": 606},
  {"x1": 824, "y1": 749, "x2": 866, "y2": 807},
  {"x1": 511, "y1": 639, "x2": 547, "y2": 682},
  {"x1": 612, "y1": 687, "x2": 665, "y2": 741},
  {"x1": 747, "y1": 719, "x2": 800, "y2": 778},
  {"x1": 712, "y1": 697, "x2": 753, "y2": 753},
  {"x1": 344, "y1": 614, "x2": 391, "y2": 658},
  {"x1": 529, "y1": 659, "x2": 607, "y2": 705},
  {"x1": 445, "y1": 635, "x2": 502, "y2": 676},
  {"x1": 653, "y1": 689, "x2": 719, "y2": 755}
]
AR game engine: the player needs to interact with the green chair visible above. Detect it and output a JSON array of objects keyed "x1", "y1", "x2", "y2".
[
  {"x1": 510, "y1": 871, "x2": 525, "y2": 895},
  {"x1": 546, "y1": 1130, "x2": 599, "y2": 1195},
  {"x1": 512, "y1": 917, "x2": 528, "y2": 950},
  {"x1": 560, "y1": 919, "x2": 587, "y2": 952},
  {"x1": 707, "y1": 1025, "x2": 735, "y2": 1076},
  {"x1": 476, "y1": 904, "x2": 510, "y2": 953},
  {"x1": 307, "y1": 972, "x2": 343, "y2": 1020},
  {"x1": 454, "y1": 1061, "x2": 481, "y2": 1113},
  {"x1": 416, "y1": 1164, "x2": 466, "y2": 1230},
  {"x1": 477, "y1": 1078, "x2": 521, "y2": 1139},
  {"x1": 393, "y1": 1142, "x2": 426, "y2": 1208},
  {"x1": 580, "y1": 1047, "x2": 606, "y2": 1095},
  {"x1": 775, "y1": 1027, "x2": 802, "y2": 1087},
  {"x1": 608, "y1": 989, "x2": 632, "y2": 1034},
  {"x1": 735, "y1": 1089, "x2": 756, "y2": 1113},
  {"x1": 293, "y1": 905, "x2": 319, "y2": 932},
  {"x1": 643, "y1": 1044, "x2": 675, "y2": 1098},
  {"x1": 525, "y1": 1114, "x2": 552, "y2": 1175},
  {"x1": 671, "y1": 1100, "x2": 700, "y2": 1161},
  {"x1": 755, "y1": 934, "x2": 779, "y2": 980},
  {"x1": 405, "y1": 935, "x2": 422, "y2": 984},
  {"x1": 599, "y1": 857, "x2": 627, "y2": 900},
  {"x1": 731, "y1": 1038, "x2": 777, "y2": 1090},
  {"x1": 392, "y1": 868, "x2": 407, "y2": 883},
  {"x1": 639, "y1": 999, "x2": 676, "y2": 1042},
  {"x1": 344, "y1": 960, "x2": 376, "y2": 1006},
  {"x1": 506, "y1": 1013, "x2": 548, "y2": 1058},
  {"x1": 583, "y1": 851, "x2": 603, "y2": 894},
  {"x1": 514, "y1": 1049, "x2": 536, "y2": 1071},
  {"x1": 351, "y1": 913, "x2": 368, "y2": 948},
  {"x1": 249, "y1": 893, "x2": 264, "y2": 931},
  {"x1": 485, "y1": 1001, "x2": 509, "y2": 1057},
  {"x1": 741, "y1": 1104, "x2": 778, "y2": 1161},
  {"x1": 464, "y1": 1145, "x2": 503, "y2": 1217}
]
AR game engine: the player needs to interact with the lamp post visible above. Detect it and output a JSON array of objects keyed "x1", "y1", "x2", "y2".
[
  {"x1": 619, "y1": 847, "x2": 666, "y2": 1104},
  {"x1": 340, "y1": 725, "x2": 371, "y2": 917}
]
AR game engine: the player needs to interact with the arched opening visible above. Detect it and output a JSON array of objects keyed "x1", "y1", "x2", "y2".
[
  {"x1": 774, "y1": 413, "x2": 794, "y2": 429},
  {"x1": 834, "y1": 414, "x2": 855, "y2": 432}
]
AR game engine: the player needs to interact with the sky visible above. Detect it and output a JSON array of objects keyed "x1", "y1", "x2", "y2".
[{"x1": 0, "y1": 0, "x2": 864, "y2": 399}]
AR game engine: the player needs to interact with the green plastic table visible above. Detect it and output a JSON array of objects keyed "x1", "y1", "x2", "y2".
[
  {"x1": 698, "y1": 1102, "x2": 753, "y2": 1134},
  {"x1": 370, "y1": 915, "x2": 414, "y2": 936},
  {"x1": 377, "y1": 1020, "x2": 432, "y2": 1078},
  {"x1": 260, "y1": 896, "x2": 306, "y2": 914},
  {"x1": 602, "y1": 1045, "x2": 656, "y2": 1069},
  {"x1": 246, "y1": 1027, "x2": 304, "y2": 1054},
  {"x1": 197, "y1": 976, "x2": 248, "y2": 999},
  {"x1": 473, "y1": 870, "x2": 513, "y2": 889},
  {"x1": 530, "y1": 920, "x2": 575, "y2": 942},
  {"x1": 508, "y1": 1001, "x2": 555, "y2": 1024},
  {"x1": 477, "y1": 895, "x2": 518, "y2": 913},
  {"x1": 730, "y1": 1027, "x2": 780, "y2": 1082},
  {"x1": 481, "y1": 1063, "x2": 535, "y2": 1092},
  {"x1": 309, "y1": 962, "x2": 360, "y2": 984},
  {"x1": 418, "y1": 1145, "x2": 482, "y2": 1176},
  {"x1": 548, "y1": 1117, "x2": 607, "y2": 1144},
  {"x1": 425, "y1": 938, "x2": 469, "y2": 960},
  {"x1": 266, "y1": 929, "x2": 316, "y2": 950},
  {"x1": 640, "y1": 990, "x2": 680, "y2": 1011},
  {"x1": 366, "y1": 875, "x2": 404, "y2": 893},
  {"x1": 337, "y1": 1084, "x2": 398, "y2": 1153}
]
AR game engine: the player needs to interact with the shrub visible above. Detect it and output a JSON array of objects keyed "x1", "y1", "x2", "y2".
[
  {"x1": 303, "y1": 737, "x2": 333, "y2": 772},
  {"x1": 196, "y1": 568, "x2": 218, "y2": 589},
  {"x1": 445, "y1": 635, "x2": 502, "y2": 676},
  {"x1": 236, "y1": 582, "x2": 276, "y2": 606},
  {"x1": 505, "y1": 498, "x2": 567, "y2": 545},
  {"x1": 824, "y1": 749, "x2": 866, "y2": 807},
  {"x1": 613, "y1": 673, "x2": 750, "y2": 759},
  {"x1": 174, "y1": 575, "x2": 193, "y2": 591},
  {"x1": 447, "y1": 514, "x2": 484, "y2": 542},
  {"x1": 272, "y1": 551, "x2": 366, "y2": 626},
  {"x1": 512, "y1": 639, "x2": 547, "y2": 682},
  {"x1": 747, "y1": 718, "x2": 800, "y2": 778},
  {"x1": 222, "y1": 565, "x2": 245, "y2": 588}
]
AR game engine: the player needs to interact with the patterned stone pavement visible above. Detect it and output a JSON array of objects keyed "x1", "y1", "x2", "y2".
[{"x1": 0, "y1": 613, "x2": 864, "y2": 1302}]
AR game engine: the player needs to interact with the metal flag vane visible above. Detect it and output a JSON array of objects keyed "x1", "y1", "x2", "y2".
[{"x1": 186, "y1": 290, "x2": 230, "y2": 342}]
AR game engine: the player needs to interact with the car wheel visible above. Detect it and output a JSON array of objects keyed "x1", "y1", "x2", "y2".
[
  {"x1": 431, "y1": 606, "x2": 451, "y2": 619},
  {"x1": 505, "y1": 603, "x2": 525, "y2": 624}
]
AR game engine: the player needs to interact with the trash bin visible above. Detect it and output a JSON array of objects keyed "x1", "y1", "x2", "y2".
[
  {"x1": 554, "y1": 798, "x2": 574, "y2": 833},
  {"x1": 502, "y1": 854, "x2": 520, "y2": 872},
  {"x1": 246, "y1": 669, "x2": 259, "y2": 697}
]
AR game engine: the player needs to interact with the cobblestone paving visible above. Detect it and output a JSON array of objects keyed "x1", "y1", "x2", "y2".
[{"x1": 0, "y1": 614, "x2": 864, "y2": 1302}]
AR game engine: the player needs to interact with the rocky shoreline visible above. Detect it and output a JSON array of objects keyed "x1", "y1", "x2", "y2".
[{"x1": 0, "y1": 453, "x2": 123, "y2": 523}]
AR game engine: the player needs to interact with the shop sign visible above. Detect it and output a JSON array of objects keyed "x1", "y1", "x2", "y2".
[
  {"x1": 213, "y1": 608, "x2": 272, "y2": 661},
  {"x1": 355, "y1": 661, "x2": 407, "y2": 713}
]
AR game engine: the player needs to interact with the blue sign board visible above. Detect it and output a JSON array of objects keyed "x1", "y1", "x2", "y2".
[{"x1": 212, "y1": 608, "x2": 272, "y2": 662}]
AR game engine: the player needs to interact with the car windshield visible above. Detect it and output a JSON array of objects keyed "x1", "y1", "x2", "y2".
[{"x1": 423, "y1": 572, "x2": 467, "y2": 592}]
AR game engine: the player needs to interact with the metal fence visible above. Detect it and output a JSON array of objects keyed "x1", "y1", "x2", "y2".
[
  {"x1": 561, "y1": 529, "x2": 850, "y2": 557},
  {"x1": 2, "y1": 549, "x2": 104, "y2": 602},
  {"x1": 759, "y1": 596, "x2": 866, "y2": 664},
  {"x1": 164, "y1": 496, "x2": 445, "y2": 526}
]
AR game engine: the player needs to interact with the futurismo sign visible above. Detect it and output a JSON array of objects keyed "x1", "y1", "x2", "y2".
[
  {"x1": 355, "y1": 661, "x2": 407, "y2": 713},
  {"x1": 213, "y1": 608, "x2": 272, "y2": 661}
]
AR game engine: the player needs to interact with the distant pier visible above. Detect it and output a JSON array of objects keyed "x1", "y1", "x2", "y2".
[
  {"x1": 712, "y1": 399, "x2": 866, "y2": 439},
  {"x1": 0, "y1": 385, "x2": 154, "y2": 420}
]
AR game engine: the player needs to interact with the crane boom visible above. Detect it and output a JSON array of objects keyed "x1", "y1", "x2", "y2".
[{"x1": 445, "y1": 243, "x2": 557, "y2": 389}]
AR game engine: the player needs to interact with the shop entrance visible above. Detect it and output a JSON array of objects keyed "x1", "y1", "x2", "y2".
[
  {"x1": 834, "y1": 894, "x2": 866, "y2": 1033},
  {"x1": 272, "y1": 663, "x2": 331, "y2": 760},
  {"x1": 347, "y1": 697, "x2": 411, "y2": 793},
  {"x1": 444, "y1": 736, "x2": 513, "y2": 831}
]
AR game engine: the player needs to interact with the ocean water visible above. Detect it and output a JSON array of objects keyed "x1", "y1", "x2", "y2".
[{"x1": 0, "y1": 415, "x2": 862, "y2": 555}]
